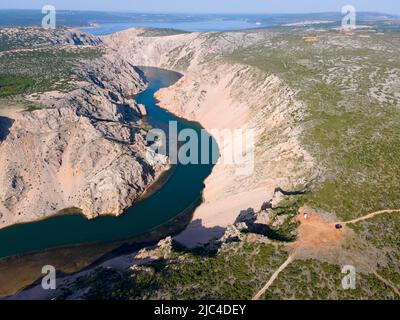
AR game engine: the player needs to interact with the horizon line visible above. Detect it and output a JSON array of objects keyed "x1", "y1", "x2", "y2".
[{"x1": 0, "y1": 8, "x2": 398, "y2": 17}]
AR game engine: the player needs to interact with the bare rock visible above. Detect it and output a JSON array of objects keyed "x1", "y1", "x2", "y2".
[
  {"x1": 0, "y1": 38, "x2": 167, "y2": 229},
  {"x1": 220, "y1": 225, "x2": 242, "y2": 244},
  {"x1": 255, "y1": 209, "x2": 275, "y2": 225},
  {"x1": 137, "y1": 104, "x2": 147, "y2": 116},
  {"x1": 134, "y1": 236, "x2": 173, "y2": 260},
  {"x1": 272, "y1": 214, "x2": 288, "y2": 228},
  {"x1": 271, "y1": 189, "x2": 285, "y2": 209}
]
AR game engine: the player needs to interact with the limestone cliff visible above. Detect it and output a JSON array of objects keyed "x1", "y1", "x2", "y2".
[
  {"x1": 0, "y1": 29, "x2": 167, "y2": 228},
  {"x1": 104, "y1": 29, "x2": 315, "y2": 246}
]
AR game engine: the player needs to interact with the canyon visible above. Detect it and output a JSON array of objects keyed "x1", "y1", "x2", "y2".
[
  {"x1": 0, "y1": 27, "x2": 315, "y2": 248},
  {"x1": 3, "y1": 21, "x2": 400, "y2": 300},
  {"x1": 0, "y1": 28, "x2": 167, "y2": 228},
  {"x1": 104, "y1": 29, "x2": 315, "y2": 246}
]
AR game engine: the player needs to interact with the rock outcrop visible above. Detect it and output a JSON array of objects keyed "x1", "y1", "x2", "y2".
[
  {"x1": 0, "y1": 30, "x2": 168, "y2": 228},
  {"x1": 104, "y1": 29, "x2": 316, "y2": 247}
]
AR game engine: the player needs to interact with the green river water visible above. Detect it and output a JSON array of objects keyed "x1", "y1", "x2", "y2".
[{"x1": 0, "y1": 67, "x2": 218, "y2": 259}]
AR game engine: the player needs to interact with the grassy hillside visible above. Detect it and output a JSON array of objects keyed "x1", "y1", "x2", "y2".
[
  {"x1": 350, "y1": 213, "x2": 400, "y2": 291},
  {"x1": 229, "y1": 30, "x2": 400, "y2": 220},
  {"x1": 0, "y1": 46, "x2": 103, "y2": 94},
  {"x1": 263, "y1": 258, "x2": 397, "y2": 300},
  {"x1": 56, "y1": 239, "x2": 288, "y2": 300},
  {"x1": 0, "y1": 28, "x2": 104, "y2": 98},
  {"x1": 0, "y1": 75, "x2": 34, "y2": 97}
]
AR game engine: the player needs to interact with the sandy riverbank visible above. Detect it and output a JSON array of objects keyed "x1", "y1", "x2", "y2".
[{"x1": 104, "y1": 29, "x2": 314, "y2": 247}]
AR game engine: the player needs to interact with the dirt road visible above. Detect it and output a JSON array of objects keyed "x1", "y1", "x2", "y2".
[
  {"x1": 344, "y1": 209, "x2": 400, "y2": 225},
  {"x1": 252, "y1": 207, "x2": 400, "y2": 299},
  {"x1": 252, "y1": 255, "x2": 294, "y2": 300}
]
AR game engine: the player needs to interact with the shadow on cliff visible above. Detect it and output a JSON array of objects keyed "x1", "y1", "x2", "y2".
[
  {"x1": 236, "y1": 205, "x2": 297, "y2": 243},
  {"x1": 115, "y1": 103, "x2": 142, "y2": 123},
  {"x1": 0, "y1": 116, "x2": 13, "y2": 142},
  {"x1": 172, "y1": 219, "x2": 226, "y2": 257}
]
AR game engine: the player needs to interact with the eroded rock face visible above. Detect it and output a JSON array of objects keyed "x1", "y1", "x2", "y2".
[
  {"x1": 0, "y1": 43, "x2": 167, "y2": 228},
  {"x1": 104, "y1": 29, "x2": 316, "y2": 247}
]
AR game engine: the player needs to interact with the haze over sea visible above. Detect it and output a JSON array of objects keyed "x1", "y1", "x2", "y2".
[{"x1": 1, "y1": 10, "x2": 398, "y2": 34}]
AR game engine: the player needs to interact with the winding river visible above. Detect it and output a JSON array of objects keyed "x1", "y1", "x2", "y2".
[{"x1": 0, "y1": 67, "x2": 218, "y2": 259}]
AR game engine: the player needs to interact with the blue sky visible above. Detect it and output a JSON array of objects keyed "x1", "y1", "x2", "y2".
[{"x1": 0, "y1": 0, "x2": 399, "y2": 14}]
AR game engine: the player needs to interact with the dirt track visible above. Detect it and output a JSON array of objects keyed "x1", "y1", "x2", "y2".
[
  {"x1": 252, "y1": 207, "x2": 400, "y2": 300},
  {"x1": 252, "y1": 255, "x2": 294, "y2": 300},
  {"x1": 344, "y1": 209, "x2": 400, "y2": 225}
]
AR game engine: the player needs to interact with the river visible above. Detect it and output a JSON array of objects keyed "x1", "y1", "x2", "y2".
[{"x1": 0, "y1": 67, "x2": 218, "y2": 259}]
